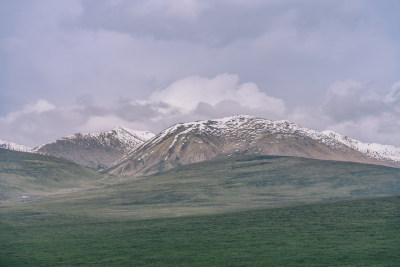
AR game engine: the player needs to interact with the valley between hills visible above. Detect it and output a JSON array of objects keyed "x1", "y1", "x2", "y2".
[{"x1": 1, "y1": 115, "x2": 400, "y2": 266}]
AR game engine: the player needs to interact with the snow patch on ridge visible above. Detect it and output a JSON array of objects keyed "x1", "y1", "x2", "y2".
[
  {"x1": 134, "y1": 115, "x2": 400, "y2": 165},
  {"x1": 32, "y1": 127, "x2": 155, "y2": 153},
  {"x1": 322, "y1": 130, "x2": 400, "y2": 162},
  {"x1": 111, "y1": 126, "x2": 155, "y2": 143},
  {"x1": 0, "y1": 139, "x2": 31, "y2": 152},
  {"x1": 149, "y1": 115, "x2": 347, "y2": 149}
]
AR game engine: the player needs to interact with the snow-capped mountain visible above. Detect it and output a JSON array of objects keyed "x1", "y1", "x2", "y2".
[
  {"x1": 3, "y1": 116, "x2": 400, "y2": 175},
  {"x1": 0, "y1": 139, "x2": 31, "y2": 152},
  {"x1": 33, "y1": 126, "x2": 155, "y2": 170},
  {"x1": 322, "y1": 130, "x2": 400, "y2": 163},
  {"x1": 108, "y1": 115, "x2": 399, "y2": 176}
]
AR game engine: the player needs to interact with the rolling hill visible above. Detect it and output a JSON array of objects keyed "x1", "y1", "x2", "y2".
[
  {"x1": 19, "y1": 155, "x2": 400, "y2": 219},
  {"x1": 2, "y1": 150, "x2": 400, "y2": 266},
  {"x1": 0, "y1": 148, "x2": 104, "y2": 202}
]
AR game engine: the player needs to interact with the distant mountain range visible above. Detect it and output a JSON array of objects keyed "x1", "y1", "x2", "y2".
[
  {"x1": 0, "y1": 127, "x2": 154, "y2": 170},
  {"x1": 2, "y1": 115, "x2": 400, "y2": 174},
  {"x1": 108, "y1": 115, "x2": 400, "y2": 176}
]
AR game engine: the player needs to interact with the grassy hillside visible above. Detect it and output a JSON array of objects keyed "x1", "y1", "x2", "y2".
[
  {"x1": 1, "y1": 155, "x2": 400, "y2": 265},
  {"x1": 1, "y1": 196, "x2": 399, "y2": 266},
  {"x1": 0, "y1": 149, "x2": 104, "y2": 201},
  {"x1": 20, "y1": 155, "x2": 400, "y2": 219}
]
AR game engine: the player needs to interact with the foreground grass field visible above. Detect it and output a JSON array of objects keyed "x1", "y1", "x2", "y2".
[{"x1": 1, "y1": 196, "x2": 399, "y2": 266}]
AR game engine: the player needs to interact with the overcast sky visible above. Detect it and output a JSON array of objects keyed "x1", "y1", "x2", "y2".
[{"x1": 1, "y1": 0, "x2": 400, "y2": 147}]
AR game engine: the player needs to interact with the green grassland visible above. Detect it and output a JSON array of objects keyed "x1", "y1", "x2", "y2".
[
  {"x1": 0, "y1": 149, "x2": 104, "y2": 201},
  {"x1": 1, "y1": 153, "x2": 400, "y2": 265},
  {"x1": 1, "y1": 196, "x2": 399, "y2": 266},
  {"x1": 12, "y1": 155, "x2": 400, "y2": 219}
]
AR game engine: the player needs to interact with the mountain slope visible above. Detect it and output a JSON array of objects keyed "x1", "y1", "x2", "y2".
[
  {"x1": 0, "y1": 139, "x2": 31, "y2": 152},
  {"x1": 322, "y1": 130, "x2": 400, "y2": 162},
  {"x1": 33, "y1": 127, "x2": 155, "y2": 170},
  {"x1": 108, "y1": 115, "x2": 394, "y2": 176},
  {"x1": 0, "y1": 149, "x2": 103, "y2": 201}
]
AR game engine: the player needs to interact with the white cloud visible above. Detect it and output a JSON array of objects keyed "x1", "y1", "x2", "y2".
[
  {"x1": 3, "y1": 77, "x2": 400, "y2": 148},
  {"x1": 148, "y1": 73, "x2": 285, "y2": 117},
  {"x1": 26, "y1": 99, "x2": 56, "y2": 113},
  {"x1": 2, "y1": 99, "x2": 56, "y2": 123},
  {"x1": 2, "y1": 0, "x2": 400, "y2": 147},
  {"x1": 0, "y1": 74, "x2": 287, "y2": 146},
  {"x1": 2, "y1": 0, "x2": 399, "y2": 116},
  {"x1": 77, "y1": 115, "x2": 150, "y2": 134}
]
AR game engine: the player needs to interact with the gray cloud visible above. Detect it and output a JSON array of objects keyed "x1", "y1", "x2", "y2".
[
  {"x1": 1, "y1": 0, "x2": 400, "y2": 146},
  {"x1": 321, "y1": 80, "x2": 388, "y2": 122},
  {"x1": 291, "y1": 80, "x2": 400, "y2": 146},
  {"x1": 0, "y1": 73, "x2": 286, "y2": 146}
]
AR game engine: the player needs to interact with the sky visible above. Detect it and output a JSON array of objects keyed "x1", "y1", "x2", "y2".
[{"x1": 1, "y1": 0, "x2": 400, "y2": 147}]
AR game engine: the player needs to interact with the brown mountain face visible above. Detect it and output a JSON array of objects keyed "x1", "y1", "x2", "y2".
[
  {"x1": 108, "y1": 115, "x2": 390, "y2": 176},
  {"x1": 33, "y1": 127, "x2": 154, "y2": 170}
]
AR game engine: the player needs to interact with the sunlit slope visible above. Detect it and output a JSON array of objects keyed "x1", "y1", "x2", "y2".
[
  {"x1": 24, "y1": 155, "x2": 400, "y2": 219},
  {"x1": 0, "y1": 149, "x2": 104, "y2": 201}
]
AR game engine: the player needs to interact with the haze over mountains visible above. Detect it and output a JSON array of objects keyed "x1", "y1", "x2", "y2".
[{"x1": 2, "y1": 115, "x2": 400, "y2": 175}]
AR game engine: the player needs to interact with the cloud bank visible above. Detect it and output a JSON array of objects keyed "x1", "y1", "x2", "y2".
[
  {"x1": 1, "y1": 1, "x2": 400, "y2": 146},
  {"x1": 292, "y1": 79, "x2": 400, "y2": 146},
  {"x1": 0, "y1": 74, "x2": 286, "y2": 146},
  {"x1": 2, "y1": 72, "x2": 400, "y2": 148}
]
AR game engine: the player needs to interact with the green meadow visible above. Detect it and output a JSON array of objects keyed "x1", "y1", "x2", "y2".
[
  {"x1": 1, "y1": 196, "x2": 399, "y2": 266},
  {"x1": 1, "y1": 150, "x2": 400, "y2": 266},
  {"x1": 0, "y1": 149, "x2": 103, "y2": 201}
]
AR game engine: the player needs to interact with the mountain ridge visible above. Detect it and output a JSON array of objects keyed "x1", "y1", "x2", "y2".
[
  {"x1": 322, "y1": 130, "x2": 400, "y2": 162},
  {"x1": 0, "y1": 139, "x2": 31, "y2": 152},
  {"x1": 32, "y1": 126, "x2": 155, "y2": 170},
  {"x1": 2, "y1": 116, "x2": 400, "y2": 173},
  {"x1": 108, "y1": 115, "x2": 400, "y2": 176}
]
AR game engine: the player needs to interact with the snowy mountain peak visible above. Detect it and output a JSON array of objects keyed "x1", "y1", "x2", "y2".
[
  {"x1": 111, "y1": 115, "x2": 400, "y2": 176},
  {"x1": 322, "y1": 130, "x2": 400, "y2": 162},
  {"x1": 0, "y1": 139, "x2": 31, "y2": 152},
  {"x1": 39, "y1": 126, "x2": 155, "y2": 151},
  {"x1": 148, "y1": 115, "x2": 336, "y2": 149},
  {"x1": 32, "y1": 127, "x2": 155, "y2": 170}
]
